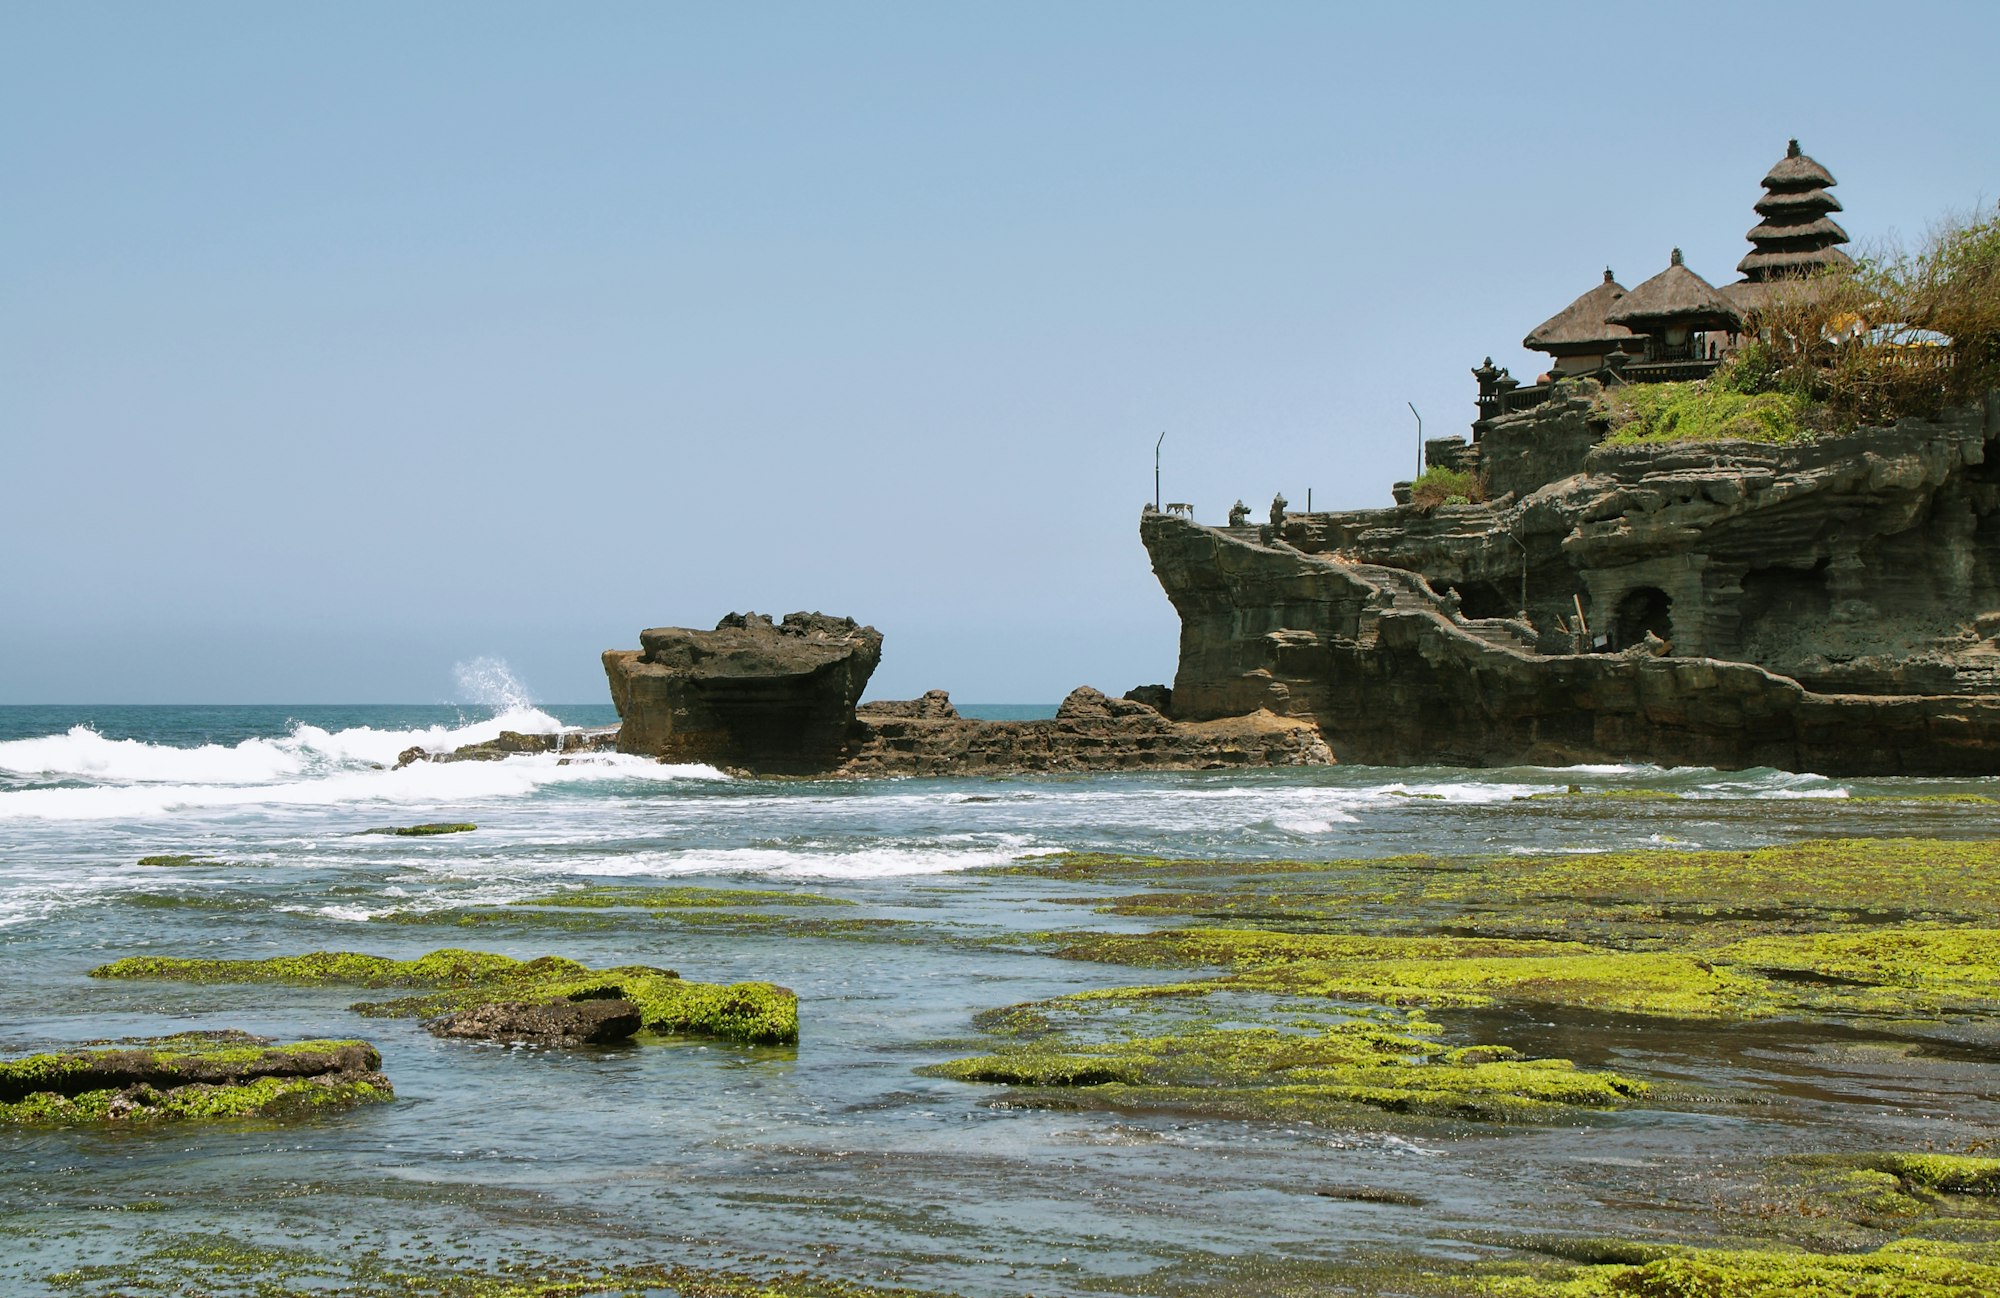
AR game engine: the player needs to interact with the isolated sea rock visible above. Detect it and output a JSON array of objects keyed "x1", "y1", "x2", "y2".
[
  {"x1": 396, "y1": 728, "x2": 620, "y2": 769},
  {"x1": 424, "y1": 996, "x2": 642, "y2": 1046},
  {"x1": 603, "y1": 612, "x2": 883, "y2": 774},
  {"x1": 0, "y1": 1030, "x2": 392, "y2": 1125}
]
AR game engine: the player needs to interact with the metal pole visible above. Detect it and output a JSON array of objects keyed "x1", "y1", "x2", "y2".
[
  {"x1": 1155, "y1": 431, "x2": 1165, "y2": 511},
  {"x1": 1408, "y1": 403, "x2": 1422, "y2": 478}
]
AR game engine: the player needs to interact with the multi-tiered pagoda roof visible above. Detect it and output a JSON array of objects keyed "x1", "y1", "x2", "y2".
[{"x1": 1737, "y1": 139, "x2": 1853, "y2": 283}]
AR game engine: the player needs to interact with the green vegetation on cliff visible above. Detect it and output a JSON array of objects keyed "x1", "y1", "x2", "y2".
[
  {"x1": 1598, "y1": 376, "x2": 1810, "y2": 447},
  {"x1": 91, "y1": 948, "x2": 798, "y2": 1045}
]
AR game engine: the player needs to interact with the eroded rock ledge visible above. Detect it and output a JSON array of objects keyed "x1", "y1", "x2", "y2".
[
  {"x1": 839, "y1": 686, "x2": 1331, "y2": 776},
  {"x1": 596, "y1": 613, "x2": 1334, "y2": 776}
]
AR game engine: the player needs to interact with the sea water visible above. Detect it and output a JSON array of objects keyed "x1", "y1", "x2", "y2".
[{"x1": 2, "y1": 685, "x2": 1997, "y2": 1295}]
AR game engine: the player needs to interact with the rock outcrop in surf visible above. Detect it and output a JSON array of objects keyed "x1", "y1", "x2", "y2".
[
  {"x1": 595, "y1": 615, "x2": 1334, "y2": 777},
  {"x1": 603, "y1": 612, "x2": 885, "y2": 774}
]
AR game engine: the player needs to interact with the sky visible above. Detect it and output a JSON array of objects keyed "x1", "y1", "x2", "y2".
[{"x1": 5, "y1": 3, "x2": 1998, "y2": 704}]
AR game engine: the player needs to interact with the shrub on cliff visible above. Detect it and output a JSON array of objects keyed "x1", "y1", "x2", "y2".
[
  {"x1": 1742, "y1": 203, "x2": 2000, "y2": 427},
  {"x1": 1407, "y1": 467, "x2": 1484, "y2": 510}
]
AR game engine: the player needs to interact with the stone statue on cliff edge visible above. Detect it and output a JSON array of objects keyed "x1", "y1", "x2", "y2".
[
  {"x1": 1229, "y1": 500, "x2": 1251, "y2": 527},
  {"x1": 1269, "y1": 493, "x2": 1287, "y2": 528}
]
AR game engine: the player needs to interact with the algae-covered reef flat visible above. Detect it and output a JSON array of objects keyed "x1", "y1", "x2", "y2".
[
  {"x1": 90, "y1": 948, "x2": 799, "y2": 1045},
  {"x1": 0, "y1": 1030, "x2": 390, "y2": 1126},
  {"x1": 936, "y1": 838, "x2": 2000, "y2": 1128}
]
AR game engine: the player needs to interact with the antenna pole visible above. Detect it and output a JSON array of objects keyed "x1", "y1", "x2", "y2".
[
  {"x1": 1408, "y1": 402, "x2": 1422, "y2": 479},
  {"x1": 1154, "y1": 431, "x2": 1165, "y2": 510}
]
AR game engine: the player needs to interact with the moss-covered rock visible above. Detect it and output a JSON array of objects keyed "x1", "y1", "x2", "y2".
[
  {"x1": 91, "y1": 948, "x2": 798, "y2": 1046},
  {"x1": 364, "y1": 822, "x2": 476, "y2": 836},
  {"x1": 0, "y1": 1031, "x2": 391, "y2": 1126}
]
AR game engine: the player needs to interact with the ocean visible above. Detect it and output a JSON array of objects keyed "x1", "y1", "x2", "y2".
[{"x1": 2, "y1": 688, "x2": 1997, "y2": 1296}]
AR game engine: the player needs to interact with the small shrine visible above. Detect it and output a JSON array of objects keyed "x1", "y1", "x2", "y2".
[{"x1": 1605, "y1": 249, "x2": 1745, "y2": 374}]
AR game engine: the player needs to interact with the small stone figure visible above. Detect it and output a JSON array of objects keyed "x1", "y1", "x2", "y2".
[
  {"x1": 1228, "y1": 500, "x2": 1251, "y2": 527},
  {"x1": 1269, "y1": 493, "x2": 1288, "y2": 528},
  {"x1": 1438, "y1": 588, "x2": 1462, "y2": 618}
]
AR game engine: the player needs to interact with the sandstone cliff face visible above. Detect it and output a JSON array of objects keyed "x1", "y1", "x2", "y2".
[
  {"x1": 1144, "y1": 389, "x2": 2000, "y2": 775},
  {"x1": 603, "y1": 612, "x2": 883, "y2": 773}
]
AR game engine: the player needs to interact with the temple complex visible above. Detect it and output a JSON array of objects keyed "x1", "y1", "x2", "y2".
[
  {"x1": 1469, "y1": 141, "x2": 1850, "y2": 440},
  {"x1": 1138, "y1": 140, "x2": 2000, "y2": 776}
]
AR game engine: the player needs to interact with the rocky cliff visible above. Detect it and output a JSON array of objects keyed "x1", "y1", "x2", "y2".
[{"x1": 1144, "y1": 388, "x2": 2000, "y2": 775}]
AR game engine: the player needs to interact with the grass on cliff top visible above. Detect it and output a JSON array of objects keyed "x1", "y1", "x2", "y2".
[
  {"x1": 1596, "y1": 373, "x2": 1812, "y2": 447},
  {"x1": 1408, "y1": 466, "x2": 1486, "y2": 509},
  {"x1": 90, "y1": 948, "x2": 798, "y2": 1046}
]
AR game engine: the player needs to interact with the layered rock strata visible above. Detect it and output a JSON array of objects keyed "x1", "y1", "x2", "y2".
[
  {"x1": 838, "y1": 687, "x2": 1332, "y2": 777},
  {"x1": 1143, "y1": 388, "x2": 2000, "y2": 775}
]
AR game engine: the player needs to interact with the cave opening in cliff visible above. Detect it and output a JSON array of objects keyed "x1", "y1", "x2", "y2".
[
  {"x1": 1614, "y1": 587, "x2": 1673, "y2": 650},
  {"x1": 1739, "y1": 560, "x2": 1831, "y2": 661},
  {"x1": 1450, "y1": 581, "x2": 1516, "y2": 620}
]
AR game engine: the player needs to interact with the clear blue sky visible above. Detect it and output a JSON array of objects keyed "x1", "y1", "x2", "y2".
[{"x1": 5, "y1": 3, "x2": 1996, "y2": 703}]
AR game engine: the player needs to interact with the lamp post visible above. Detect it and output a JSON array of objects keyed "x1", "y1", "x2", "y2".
[
  {"x1": 1408, "y1": 403, "x2": 1422, "y2": 479},
  {"x1": 1154, "y1": 431, "x2": 1165, "y2": 511}
]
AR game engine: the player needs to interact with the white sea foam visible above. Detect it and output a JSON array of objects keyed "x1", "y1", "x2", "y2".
[
  {"x1": 0, "y1": 707, "x2": 568, "y2": 787},
  {"x1": 0, "y1": 750, "x2": 723, "y2": 822}
]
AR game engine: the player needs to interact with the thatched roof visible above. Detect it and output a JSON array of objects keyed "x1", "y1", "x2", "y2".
[
  {"x1": 1724, "y1": 275, "x2": 1843, "y2": 317},
  {"x1": 1755, "y1": 188, "x2": 1842, "y2": 217},
  {"x1": 1522, "y1": 269, "x2": 1637, "y2": 354},
  {"x1": 1738, "y1": 244, "x2": 1857, "y2": 277},
  {"x1": 1606, "y1": 250, "x2": 1746, "y2": 331},
  {"x1": 1744, "y1": 216, "x2": 1850, "y2": 246},
  {"x1": 1762, "y1": 139, "x2": 1837, "y2": 192}
]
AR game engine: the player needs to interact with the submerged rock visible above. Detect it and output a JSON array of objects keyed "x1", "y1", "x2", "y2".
[
  {"x1": 425, "y1": 996, "x2": 642, "y2": 1046},
  {"x1": 0, "y1": 1030, "x2": 392, "y2": 1125},
  {"x1": 92, "y1": 948, "x2": 798, "y2": 1046},
  {"x1": 603, "y1": 611, "x2": 883, "y2": 774}
]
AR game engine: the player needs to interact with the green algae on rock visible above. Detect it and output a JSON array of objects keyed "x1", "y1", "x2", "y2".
[
  {"x1": 508, "y1": 883, "x2": 853, "y2": 909},
  {"x1": 925, "y1": 1018, "x2": 1646, "y2": 1123},
  {"x1": 0, "y1": 1031, "x2": 391, "y2": 1127},
  {"x1": 90, "y1": 948, "x2": 798, "y2": 1045},
  {"x1": 134, "y1": 854, "x2": 234, "y2": 868},
  {"x1": 363, "y1": 822, "x2": 476, "y2": 836},
  {"x1": 38, "y1": 1232, "x2": 964, "y2": 1298},
  {"x1": 1472, "y1": 1238, "x2": 2000, "y2": 1297}
]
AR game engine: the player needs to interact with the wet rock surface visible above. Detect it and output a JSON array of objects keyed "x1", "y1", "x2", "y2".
[
  {"x1": 836, "y1": 687, "x2": 1332, "y2": 777},
  {"x1": 424, "y1": 996, "x2": 643, "y2": 1046},
  {"x1": 603, "y1": 612, "x2": 884, "y2": 773},
  {"x1": 0, "y1": 1030, "x2": 392, "y2": 1124}
]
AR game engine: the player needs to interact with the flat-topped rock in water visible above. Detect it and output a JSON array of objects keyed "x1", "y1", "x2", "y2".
[
  {"x1": 425, "y1": 996, "x2": 642, "y2": 1046},
  {"x1": 603, "y1": 612, "x2": 883, "y2": 773},
  {"x1": 0, "y1": 1030, "x2": 392, "y2": 1125}
]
